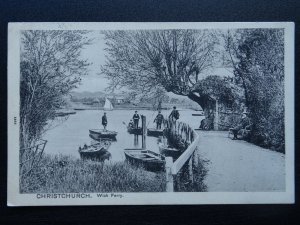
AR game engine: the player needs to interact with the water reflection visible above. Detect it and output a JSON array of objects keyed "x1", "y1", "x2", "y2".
[
  {"x1": 134, "y1": 134, "x2": 139, "y2": 147},
  {"x1": 43, "y1": 109, "x2": 200, "y2": 162}
]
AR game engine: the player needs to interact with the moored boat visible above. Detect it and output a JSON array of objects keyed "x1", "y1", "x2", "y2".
[
  {"x1": 147, "y1": 128, "x2": 164, "y2": 137},
  {"x1": 78, "y1": 141, "x2": 111, "y2": 161},
  {"x1": 124, "y1": 149, "x2": 165, "y2": 172},
  {"x1": 74, "y1": 108, "x2": 86, "y2": 111},
  {"x1": 55, "y1": 111, "x2": 76, "y2": 117},
  {"x1": 158, "y1": 143, "x2": 181, "y2": 159},
  {"x1": 127, "y1": 126, "x2": 143, "y2": 135},
  {"x1": 89, "y1": 129, "x2": 118, "y2": 140},
  {"x1": 192, "y1": 113, "x2": 204, "y2": 116}
]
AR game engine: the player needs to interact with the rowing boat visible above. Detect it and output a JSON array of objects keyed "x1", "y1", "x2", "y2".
[
  {"x1": 78, "y1": 141, "x2": 111, "y2": 161},
  {"x1": 89, "y1": 129, "x2": 118, "y2": 140},
  {"x1": 147, "y1": 128, "x2": 164, "y2": 137},
  {"x1": 55, "y1": 111, "x2": 76, "y2": 117},
  {"x1": 192, "y1": 113, "x2": 204, "y2": 116},
  {"x1": 158, "y1": 142, "x2": 181, "y2": 159},
  {"x1": 124, "y1": 149, "x2": 165, "y2": 172},
  {"x1": 127, "y1": 126, "x2": 143, "y2": 135}
]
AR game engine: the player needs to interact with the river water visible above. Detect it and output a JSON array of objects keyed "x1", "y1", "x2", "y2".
[{"x1": 43, "y1": 109, "x2": 203, "y2": 161}]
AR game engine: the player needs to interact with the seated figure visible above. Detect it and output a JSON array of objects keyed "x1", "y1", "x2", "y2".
[
  {"x1": 229, "y1": 112, "x2": 252, "y2": 140},
  {"x1": 128, "y1": 119, "x2": 134, "y2": 128}
]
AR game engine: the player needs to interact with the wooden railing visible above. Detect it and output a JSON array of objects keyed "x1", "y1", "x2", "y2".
[
  {"x1": 20, "y1": 140, "x2": 47, "y2": 177},
  {"x1": 164, "y1": 124, "x2": 200, "y2": 192}
]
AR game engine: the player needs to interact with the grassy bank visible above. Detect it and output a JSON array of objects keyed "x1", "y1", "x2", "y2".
[
  {"x1": 20, "y1": 152, "x2": 207, "y2": 193},
  {"x1": 20, "y1": 154, "x2": 166, "y2": 193},
  {"x1": 174, "y1": 157, "x2": 208, "y2": 192}
]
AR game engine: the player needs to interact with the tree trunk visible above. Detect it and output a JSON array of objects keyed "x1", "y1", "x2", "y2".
[{"x1": 187, "y1": 92, "x2": 215, "y2": 130}]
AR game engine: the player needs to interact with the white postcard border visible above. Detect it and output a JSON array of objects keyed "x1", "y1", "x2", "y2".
[{"x1": 7, "y1": 22, "x2": 295, "y2": 206}]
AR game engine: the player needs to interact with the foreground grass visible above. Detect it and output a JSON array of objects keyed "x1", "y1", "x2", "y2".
[
  {"x1": 20, "y1": 154, "x2": 166, "y2": 193},
  {"x1": 174, "y1": 156, "x2": 208, "y2": 192},
  {"x1": 20, "y1": 152, "x2": 208, "y2": 193}
]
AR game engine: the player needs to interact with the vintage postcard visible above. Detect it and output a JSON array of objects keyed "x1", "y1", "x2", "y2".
[{"x1": 7, "y1": 22, "x2": 294, "y2": 206}]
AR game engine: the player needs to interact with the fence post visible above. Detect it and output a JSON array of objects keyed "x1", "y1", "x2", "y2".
[
  {"x1": 141, "y1": 115, "x2": 146, "y2": 149},
  {"x1": 215, "y1": 99, "x2": 219, "y2": 131},
  {"x1": 193, "y1": 146, "x2": 198, "y2": 166},
  {"x1": 165, "y1": 157, "x2": 174, "y2": 192},
  {"x1": 188, "y1": 154, "x2": 194, "y2": 183}
]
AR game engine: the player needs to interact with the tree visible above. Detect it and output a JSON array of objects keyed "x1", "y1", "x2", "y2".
[
  {"x1": 223, "y1": 29, "x2": 285, "y2": 152},
  {"x1": 139, "y1": 86, "x2": 169, "y2": 110},
  {"x1": 20, "y1": 30, "x2": 91, "y2": 148},
  {"x1": 101, "y1": 30, "x2": 222, "y2": 109}
]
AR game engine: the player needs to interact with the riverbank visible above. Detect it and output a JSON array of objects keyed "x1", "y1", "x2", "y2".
[
  {"x1": 20, "y1": 152, "x2": 208, "y2": 193},
  {"x1": 20, "y1": 154, "x2": 166, "y2": 193}
]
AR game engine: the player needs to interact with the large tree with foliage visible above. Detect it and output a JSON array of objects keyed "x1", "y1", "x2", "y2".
[
  {"x1": 224, "y1": 29, "x2": 285, "y2": 152},
  {"x1": 101, "y1": 30, "x2": 233, "y2": 106},
  {"x1": 20, "y1": 30, "x2": 91, "y2": 148}
]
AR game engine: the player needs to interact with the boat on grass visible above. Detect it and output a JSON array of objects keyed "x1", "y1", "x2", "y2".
[
  {"x1": 147, "y1": 128, "x2": 164, "y2": 137},
  {"x1": 89, "y1": 129, "x2": 118, "y2": 140},
  {"x1": 78, "y1": 141, "x2": 111, "y2": 161},
  {"x1": 124, "y1": 149, "x2": 165, "y2": 172}
]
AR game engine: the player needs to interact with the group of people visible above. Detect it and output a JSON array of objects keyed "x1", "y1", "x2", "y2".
[
  {"x1": 102, "y1": 106, "x2": 180, "y2": 130},
  {"x1": 128, "y1": 106, "x2": 180, "y2": 129},
  {"x1": 102, "y1": 106, "x2": 251, "y2": 140}
]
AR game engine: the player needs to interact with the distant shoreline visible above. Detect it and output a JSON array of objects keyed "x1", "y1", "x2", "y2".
[{"x1": 70, "y1": 107, "x2": 198, "y2": 111}]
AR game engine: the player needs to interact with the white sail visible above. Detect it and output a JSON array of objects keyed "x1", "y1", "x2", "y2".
[{"x1": 104, "y1": 98, "x2": 113, "y2": 111}]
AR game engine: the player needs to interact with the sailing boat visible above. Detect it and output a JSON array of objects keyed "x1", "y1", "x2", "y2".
[{"x1": 103, "y1": 98, "x2": 113, "y2": 111}]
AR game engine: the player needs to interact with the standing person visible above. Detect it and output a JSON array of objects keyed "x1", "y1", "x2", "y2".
[
  {"x1": 102, "y1": 112, "x2": 108, "y2": 130},
  {"x1": 154, "y1": 111, "x2": 164, "y2": 129},
  {"x1": 132, "y1": 111, "x2": 140, "y2": 128},
  {"x1": 169, "y1": 106, "x2": 179, "y2": 122}
]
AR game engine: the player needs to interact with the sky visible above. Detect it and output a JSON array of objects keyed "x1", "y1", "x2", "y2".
[
  {"x1": 77, "y1": 31, "x2": 109, "y2": 92},
  {"x1": 76, "y1": 31, "x2": 233, "y2": 93}
]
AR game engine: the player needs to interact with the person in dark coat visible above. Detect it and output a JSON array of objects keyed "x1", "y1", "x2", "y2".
[
  {"x1": 132, "y1": 111, "x2": 140, "y2": 128},
  {"x1": 154, "y1": 111, "x2": 164, "y2": 129},
  {"x1": 102, "y1": 112, "x2": 108, "y2": 130},
  {"x1": 230, "y1": 112, "x2": 252, "y2": 140},
  {"x1": 169, "y1": 106, "x2": 179, "y2": 122}
]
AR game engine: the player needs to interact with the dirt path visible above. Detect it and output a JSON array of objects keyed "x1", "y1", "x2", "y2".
[{"x1": 196, "y1": 131, "x2": 285, "y2": 192}]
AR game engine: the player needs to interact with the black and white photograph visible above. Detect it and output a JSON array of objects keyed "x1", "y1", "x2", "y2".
[{"x1": 7, "y1": 22, "x2": 294, "y2": 205}]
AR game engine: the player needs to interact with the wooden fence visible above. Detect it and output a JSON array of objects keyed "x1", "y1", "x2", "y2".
[
  {"x1": 19, "y1": 140, "x2": 47, "y2": 177},
  {"x1": 164, "y1": 121, "x2": 200, "y2": 192}
]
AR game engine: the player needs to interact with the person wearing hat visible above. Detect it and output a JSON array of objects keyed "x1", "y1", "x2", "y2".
[
  {"x1": 102, "y1": 112, "x2": 108, "y2": 130},
  {"x1": 230, "y1": 111, "x2": 252, "y2": 140},
  {"x1": 169, "y1": 106, "x2": 180, "y2": 122},
  {"x1": 154, "y1": 111, "x2": 164, "y2": 129},
  {"x1": 128, "y1": 119, "x2": 134, "y2": 128},
  {"x1": 132, "y1": 111, "x2": 140, "y2": 128}
]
